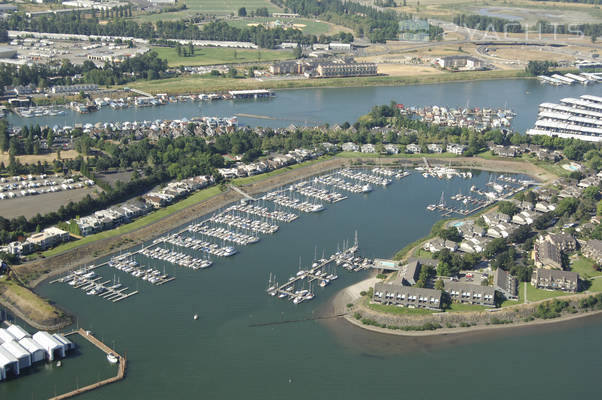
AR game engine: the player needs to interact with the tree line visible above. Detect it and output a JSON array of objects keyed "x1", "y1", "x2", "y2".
[
  {"x1": 0, "y1": 13, "x2": 351, "y2": 49},
  {"x1": 271, "y1": 0, "x2": 442, "y2": 42},
  {"x1": 0, "y1": 51, "x2": 167, "y2": 93}
]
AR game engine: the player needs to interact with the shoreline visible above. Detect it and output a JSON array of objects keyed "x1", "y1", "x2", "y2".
[
  {"x1": 6, "y1": 156, "x2": 556, "y2": 329},
  {"x1": 127, "y1": 70, "x2": 530, "y2": 96},
  {"x1": 332, "y1": 277, "x2": 602, "y2": 337}
]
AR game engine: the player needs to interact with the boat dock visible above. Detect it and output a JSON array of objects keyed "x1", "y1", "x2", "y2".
[{"x1": 49, "y1": 329, "x2": 127, "y2": 400}]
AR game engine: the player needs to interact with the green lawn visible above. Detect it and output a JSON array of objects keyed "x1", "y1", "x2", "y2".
[
  {"x1": 42, "y1": 186, "x2": 222, "y2": 257},
  {"x1": 589, "y1": 278, "x2": 602, "y2": 292},
  {"x1": 526, "y1": 283, "x2": 569, "y2": 302},
  {"x1": 151, "y1": 46, "x2": 294, "y2": 67},
  {"x1": 226, "y1": 17, "x2": 340, "y2": 36},
  {"x1": 447, "y1": 303, "x2": 487, "y2": 312},
  {"x1": 571, "y1": 256, "x2": 602, "y2": 279},
  {"x1": 365, "y1": 299, "x2": 436, "y2": 315}
]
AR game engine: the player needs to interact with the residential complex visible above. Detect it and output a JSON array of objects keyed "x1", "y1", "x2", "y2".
[{"x1": 531, "y1": 268, "x2": 579, "y2": 292}]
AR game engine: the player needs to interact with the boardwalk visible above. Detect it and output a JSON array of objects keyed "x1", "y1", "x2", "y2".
[{"x1": 49, "y1": 329, "x2": 126, "y2": 400}]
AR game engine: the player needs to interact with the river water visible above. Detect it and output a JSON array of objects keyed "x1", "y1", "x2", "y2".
[
  {"x1": 3, "y1": 169, "x2": 602, "y2": 399},
  {"x1": 7, "y1": 79, "x2": 601, "y2": 132}
]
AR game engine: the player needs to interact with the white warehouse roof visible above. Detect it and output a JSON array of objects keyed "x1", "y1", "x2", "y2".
[
  {"x1": 32, "y1": 331, "x2": 64, "y2": 361},
  {"x1": 0, "y1": 346, "x2": 18, "y2": 367},
  {"x1": 18, "y1": 337, "x2": 45, "y2": 360},
  {"x1": 0, "y1": 328, "x2": 15, "y2": 344},
  {"x1": 6, "y1": 324, "x2": 30, "y2": 341},
  {"x1": 2, "y1": 341, "x2": 30, "y2": 365}
]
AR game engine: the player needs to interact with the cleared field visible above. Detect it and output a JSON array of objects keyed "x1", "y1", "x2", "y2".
[
  {"x1": 226, "y1": 17, "x2": 347, "y2": 36},
  {"x1": 0, "y1": 278, "x2": 65, "y2": 328},
  {"x1": 151, "y1": 46, "x2": 294, "y2": 66},
  {"x1": 0, "y1": 187, "x2": 97, "y2": 219},
  {"x1": 137, "y1": 0, "x2": 281, "y2": 21},
  {"x1": 392, "y1": 0, "x2": 602, "y2": 23},
  {"x1": 0, "y1": 150, "x2": 80, "y2": 165},
  {"x1": 375, "y1": 64, "x2": 441, "y2": 76},
  {"x1": 126, "y1": 69, "x2": 526, "y2": 95}
]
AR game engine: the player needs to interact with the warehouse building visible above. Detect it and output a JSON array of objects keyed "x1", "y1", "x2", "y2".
[
  {"x1": 0, "y1": 328, "x2": 15, "y2": 344},
  {"x1": 1, "y1": 340, "x2": 31, "y2": 369},
  {"x1": 18, "y1": 338, "x2": 46, "y2": 364},
  {"x1": 32, "y1": 331, "x2": 65, "y2": 361},
  {"x1": 52, "y1": 333, "x2": 75, "y2": 352},
  {"x1": 6, "y1": 324, "x2": 30, "y2": 341},
  {"x1": 0, "y1": 347, "x2": 19, "y2": 380}
]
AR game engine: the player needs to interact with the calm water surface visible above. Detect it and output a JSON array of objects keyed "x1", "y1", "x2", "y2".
[
  {"x1": 3, "y1": 170, "x2": 602, "y2": 399},
  {"x1": 8, "y1": 79, "x2": 601, "y2": 132}
]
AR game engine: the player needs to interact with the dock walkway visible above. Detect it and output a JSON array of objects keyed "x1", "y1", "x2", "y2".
[{"x1": 49, "y1": 329, "x2": 126, "y2": 400}]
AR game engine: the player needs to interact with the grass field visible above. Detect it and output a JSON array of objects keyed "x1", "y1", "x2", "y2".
[
  {"x1": 526, "y1": 283, "x2": 568, "y2": 302},
  {"x1": 365, "y1": 298, "x2": 435, "y2": 315},
  {"x1": 571, "y1": 257, "x2": 602, "y2": 279},
  {"x1": 151, "y1": 46, "x2": 294, "y2": 67},
  {"x1": 126, "y1": 69, "x2": 527, "y2": 95},
  {"x1": 136, "y1": 0, "x2": 281, "y2": 22},
  {"x1": 0, "y1": 278, "x2": 64, "y2": 323},
  {"x1": 589, "y1": 278, "x2": 602, "y2": 292},
  {"x1": 42, "y1": 186, "x2": 222, "y2": 257},
  {"x1": 447, "y1": 303, "x2": 487, "y2": 312},
  {"x1": 226, "y1": 17, "x2": 344, "y2": 36}
]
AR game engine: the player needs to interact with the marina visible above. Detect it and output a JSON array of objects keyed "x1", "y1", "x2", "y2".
[
  {"x1": 267, "y1": 236, "x2": 368, "y2": 305},
  {"x1": 426, "y1": 173, "x2": 533, "y2": 216},
  {"x1": 53, "y1": 266, "x2": 140, "y2": 303},
  {"x1": 10, "y1": 165, "x2": 597, "y2": 400}
]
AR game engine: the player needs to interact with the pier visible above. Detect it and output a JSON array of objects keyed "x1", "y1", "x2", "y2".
[
  {"x1": 49, "y1": 329, "x2": 126, "y2": 400},
  {"x1": 267, "y1": 233, "x2": 369, "y2": 304}
]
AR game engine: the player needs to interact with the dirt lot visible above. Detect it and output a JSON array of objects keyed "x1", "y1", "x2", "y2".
[
  {"x1": 0, "y1": 150, "x2": 80, "y2": 165},
  {"x1": 96, "y1": 170, "x2": 134, "y2": 187},
  {"x1": 376, "y1": 64, "x2": 441, "y2": 76},
  {"x1": 0, "y1": 187, "x2": 98, "y2": 219}
]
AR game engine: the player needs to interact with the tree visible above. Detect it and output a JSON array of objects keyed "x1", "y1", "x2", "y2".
[
  {"x1": 497, "y1": 201, "x2": 519, "y2": 217},
  {"x1": 435, "y1": 278, "x2": 444, "y2": 291},
  {"x1": 438, "y1": 227, "x2": 462, "y2": 242},
  {"x1": 238, "y1": 7, "x2": 247, "y2": 17},
  {"x1": 293, "y1": 45, "x2": 302, "y2": 59}
]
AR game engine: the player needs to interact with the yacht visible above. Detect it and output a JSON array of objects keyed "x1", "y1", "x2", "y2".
[{"x1": 107, "y1": 353, "x2": 119, "y2": 364}]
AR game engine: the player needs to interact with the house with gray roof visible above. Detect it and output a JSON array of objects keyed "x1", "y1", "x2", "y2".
[
  {"x1": 443, "y1": 281, "x2": 496, "y2": 307},
  {"x1": 493, "y1": 268, "x2": 518, "y2": 300},
  {"x1": 533, "y1": 241, "x2": 563, "y2": 270},
  {"x1": 531, "y1": 268, "x2": 578, "y2": 292},
  {"x1": 373, "y1": 282, "x2": 442, "y2": 310},
  {"x1": 582, "y1": 239, "x2": 602, "y2": 264}
]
